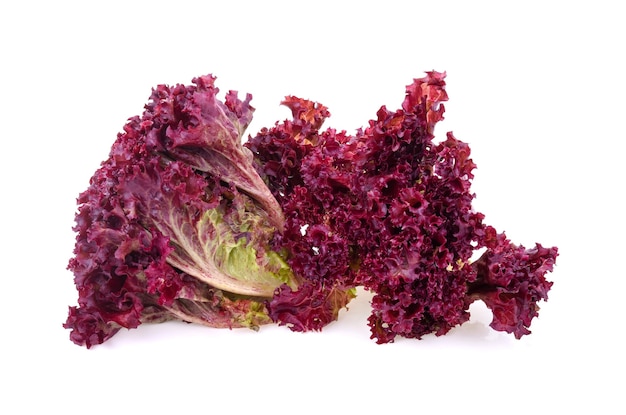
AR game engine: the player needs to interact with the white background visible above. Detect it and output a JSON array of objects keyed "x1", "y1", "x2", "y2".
[{"x1": 1, "y1": 1, "x2": 624, "y2": 413}]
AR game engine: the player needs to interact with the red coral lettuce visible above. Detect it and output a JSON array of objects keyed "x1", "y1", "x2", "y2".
[{"x1": 65, "y1": 71, "x2": 558, "y2": 348}]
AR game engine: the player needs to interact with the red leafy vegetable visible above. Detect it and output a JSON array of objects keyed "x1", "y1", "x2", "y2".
[{"x1": 65, "y1": 71, "x2": 557, "y2": 347}]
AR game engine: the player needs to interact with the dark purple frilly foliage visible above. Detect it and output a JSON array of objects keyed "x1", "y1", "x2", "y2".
[{"x1": 65, "y1": 72, "x2": 557, "y2": 347}]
